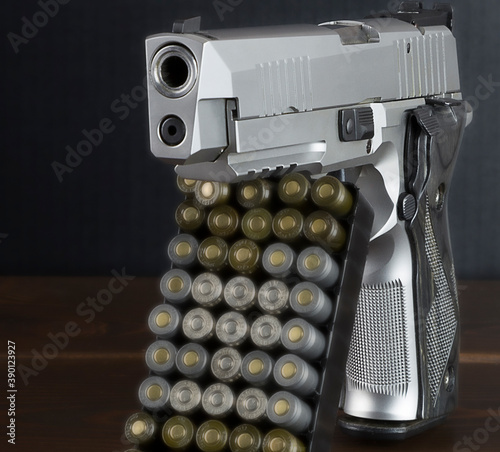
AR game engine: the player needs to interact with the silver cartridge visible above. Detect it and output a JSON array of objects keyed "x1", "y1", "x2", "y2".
[
  {"x1": 138, "y1": 376, "x2": 171, "y2": 411},
  {"x1": 148, "y1": 303, "x2": 182, "y2": 339},
  {"x1": 211, "y1": 347, "x2": 242, "y2": 383},
  {"x1": 216, "y1": 311, "x2": 250, "y2": 347},
  {"x1": 170, "y1": 380, "x2": 203, "y2": 415},
  {"x1": 296, "y1": 246, "x2": 340, "y2": 288},
  {"x1": 241, "y1": 350, "x2": 275, "y2": 387},
  {"x1": 202, "y1": 383, "x2": 236, "y2": 418},
  {"x1": 266, "y1": 391, "x2": 312, "y2": 433},
  {"x1": 236, "y1": 388, "x2": 268, "y2": 422},
  {"x1": 182, "y1": 307, "x2": 216, "y2": 342},
  {"x1": 160, "y1": 268, "x2": 192, "y2": 304},
  {"x1": 145, "y1": 340, "x2": 177, "y2": 376},
  {"x1": 273, "y1": 354, "x2": 319, "y2": 396},
  {"x1": 257, "y1": 280, "x2": 289, "y2": 315},
  {"x1": 167, "y1": 233, "x2": 199, "y2": 268},
  {"x1": 250, "y1": 315, "x2": 282, "y2": 350},
  {"x1": 192, "y1": 272, "x2": 224, "y2": 307},
  {"x1": 281, "y1": 318, "x2": 326, "y2": 360},
  {"x1": 289, "y1": 281, "x2": 333, "y2": 324},
  {"x1": 224, "y1": 276, "x2": 257, "y2": 311},
  {"x1": 261, "y1": 243, "x2": 296, "y2": 279},
  {"x1": 175, "y1": 343, "x2": 210, "y2": 379}
]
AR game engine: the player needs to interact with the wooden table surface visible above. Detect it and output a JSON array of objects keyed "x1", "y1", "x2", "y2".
[{"x1": 1, "y1": 277, "x2": 499, "y2": 452}]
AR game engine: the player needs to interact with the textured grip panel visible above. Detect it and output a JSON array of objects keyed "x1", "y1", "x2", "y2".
[
  {"x1": 346, "y1": 280, "x2": 411, "y2": 397},
  {"x1": 424, "y1": 200, "x2": 458, "y2": 405}
]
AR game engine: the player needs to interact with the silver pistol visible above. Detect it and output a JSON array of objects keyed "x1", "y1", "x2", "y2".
[{"x1": 145, "y1": 2, "x2": 472, "y2": 440}]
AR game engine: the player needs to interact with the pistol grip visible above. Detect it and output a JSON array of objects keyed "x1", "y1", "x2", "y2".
[{"x1": 342, "y1": 99, "x2": 469, "y2": 438}]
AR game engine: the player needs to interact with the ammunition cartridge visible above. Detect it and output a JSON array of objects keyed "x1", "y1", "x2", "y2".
[
  {"x1": 250, "y1": 315, "x2": 282, "y2": 350},
  {"x1": 196, "y1": 420, "x2": 230, "y2": 452},
  {"x1": 124, "y1": 411, "x2": 158, "y2": 446},
  {"x1": 272, "y1": 208, "x2": 304, "y2": 242},
  {"x1": 236, "y1": 388, "x2": 268, "y2": 422},
  {"x1": 211, "y1": 347, "x2": 243, "y2": 383},
  {"x1": 278, "y1": 173, "x2": 311, "y2": 207},
  {"x1": 311, "y1": 175, "x2": 353, "y2": 217},
  {"x1": 229, "y1": 424, "x2": 263, "y2": 452},
  {"x1": 257, "y1": 280, "x2": 290, "y2": 315},
  {"x1": 207, "y1": 205, "x2": 240, "y2": 238},
  {"x1": 192, "y1": 272, "x2": 224, "y2": 307},
  {"x1": 167, "y1": 233, "x2": 199, "y2": 268},
  {"x1": 162, "y1": 415, "x2": 196, "y2": 450},
  {"x1": 145, "y1": 340, "x2": 177, "y2": 376},
  {"x1": 296, "y1": 246, "x2": 340, "y2": 288},
  {"x1": 274, "y1": 354, "x2": 319, "y2": 396},
  {"x1": 266, "y1": 391, "x2": 312, "y2": 433},
  {"x1": 202, "y1": 383, "x2": 236, "y2": 418},
  {"x1": 224, "y1": 276, "x2": 257, "y2": 311},
  {"x1": 176, "y1": 176, "x2": 198, "y2": 197},
  {"x1": 241, "y1": 350, "x2": 274, "y2": 387},
  {"x1": 228, "y1": 239, "x2": 261, "y2": 274},
  {"x1": 175, "y1": 199, "x2": 206, "y2": 232},
  {"x1": 138, "y1": 376, "x2": 171, "y2": 411},
  {"x1": 195, "y1": 180, "x2": 231, "y2": 207},
  {"x1": 289, "y1": 281, "x2": 333, "y2": 324},
  {"x1": 198, "y1": 236, "x2": 229, "y2": 271},
  {"x1": 236, "y1": 179, "x2": 273, "y2": 209},
  {"x1": 182, "y1": 307, "x2": 216, "y2": 342},
  {"x1": 216, "y1": 311, "x2": 250, "y2": 347},
  {"x1": 281, "y1": 318, "x2": 326, "y2": 360},
  {"x1": 169, "y1": 380, "x2": 203, "y2": 415},
  {"x1": 304, "y1": 210, "x2": 347, "y2": 252},
  {"x1": 261, "y1": 243, "x2": 296, "y2": 279},
  {"x1": 175, "y1": 343, "x2": 210, "y2": 379},
  {"x1": 241, "y1": 208, "x2": 273, "y2": 242},
  {"x1": 160, "y1": 269, "x2": 192, "y2": 304},
  {"x1": 148, "y1": 304, "x2": 181, "y2": 339},
  {"x1": 262, "y1": 429, "x2": 306, "y2": 452}
]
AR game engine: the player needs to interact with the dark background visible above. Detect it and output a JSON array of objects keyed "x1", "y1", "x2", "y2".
[{"x1": 1, "y1": 0, "x2": 499, "y2": 278}]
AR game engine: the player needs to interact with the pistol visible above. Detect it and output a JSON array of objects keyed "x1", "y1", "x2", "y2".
[{"x1": 144, "y1": 1, "x2": 472, "y2": 443}]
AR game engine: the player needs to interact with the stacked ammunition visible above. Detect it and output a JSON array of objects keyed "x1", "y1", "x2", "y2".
[{"x1": 126, "y1": 173, "x2": 356, "y2": 451}]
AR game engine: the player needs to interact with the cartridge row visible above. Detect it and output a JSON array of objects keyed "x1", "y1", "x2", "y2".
[
  {"x1": 178, "y1": 174, "x2": 352, "y2": 217},
  {"x1": 169, "y1": 231, "x2": 345, "y2": 278},
  {"x1": 125, "y1": 410, "x2": 307, "y2": 451},
  {"x1": 156, "y1": 264, "x2": 337, "y2": 316},
  {"x1": 146, "y1": 312, "x2": 327, "y2": 365},
  {"x1": 142, "y1": 343, "x2": 321, "y2": 398}
]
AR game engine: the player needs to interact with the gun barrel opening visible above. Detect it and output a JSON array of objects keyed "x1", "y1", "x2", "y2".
[
  {"x1": 159, "y1": 116, "x2": 187, "y2": 147},
  {"x1": 151, "y1": 44, "x2": 198, "y2": 98}
]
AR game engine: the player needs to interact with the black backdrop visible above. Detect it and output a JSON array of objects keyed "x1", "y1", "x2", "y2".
[{"x1": 1, "y1": 0, "x2": 499, "y2": 278}]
